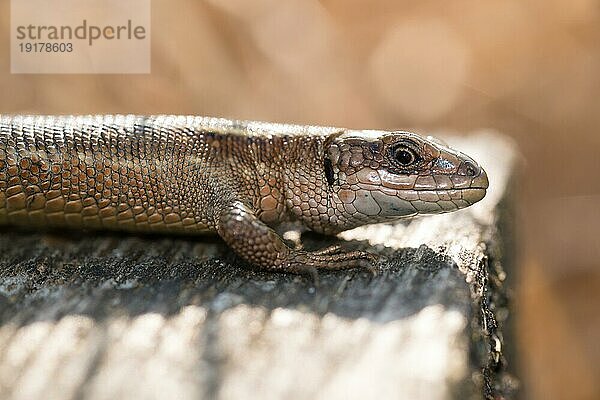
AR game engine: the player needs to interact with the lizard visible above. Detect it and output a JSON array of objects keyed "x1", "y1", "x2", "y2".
[{"x1": 0, "y1": 115, "x2": 488, "y2": 274}]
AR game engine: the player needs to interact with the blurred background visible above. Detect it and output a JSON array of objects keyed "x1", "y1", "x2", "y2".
[{"x1": 1, "y1": 0, "x2": 599, "y2": 398}]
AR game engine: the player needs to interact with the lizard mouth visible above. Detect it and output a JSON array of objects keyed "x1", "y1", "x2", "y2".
[
  {"x1": 406, "y1": 188, "x2": 487, "y2": 209},
  {"x1": 469, "y1": 169, "x2": 489, "y2": 190},
  {"x1": 461, "y1": 188, "x2": 487, "y2": 205},
  {"x1": 353, "y1": 187, "x2": 488, "y2": 218}
]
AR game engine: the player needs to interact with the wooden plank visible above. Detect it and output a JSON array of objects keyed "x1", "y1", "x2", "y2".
[{"x1": 0, "y1": 132, "x2": 518, "y2": 400}]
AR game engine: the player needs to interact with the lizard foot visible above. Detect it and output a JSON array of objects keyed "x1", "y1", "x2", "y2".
[{"x1": 281, "y1": 248, "x2": 379, "y2": 276}]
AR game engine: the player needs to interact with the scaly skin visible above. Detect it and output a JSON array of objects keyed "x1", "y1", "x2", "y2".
[{"x1": 0, "y1": 115, "x2": 488, "y2": 273}]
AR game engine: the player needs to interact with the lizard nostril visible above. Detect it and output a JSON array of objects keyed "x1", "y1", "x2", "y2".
[{"x1": 464, "y1": 161, "x2": 478, "y2": 177}]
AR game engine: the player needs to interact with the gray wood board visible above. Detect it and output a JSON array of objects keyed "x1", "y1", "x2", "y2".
[{"x1": 0, "y1": 132, "x2": 518, "y2": 400}]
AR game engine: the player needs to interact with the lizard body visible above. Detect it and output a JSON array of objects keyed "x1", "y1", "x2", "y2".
[{"x1": 0, "y1": 115, "x2": 488, "y2": 273}]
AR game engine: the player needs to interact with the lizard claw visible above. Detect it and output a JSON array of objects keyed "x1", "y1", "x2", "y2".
[{"x1": 354, "y1": 251, "x2": 380, "y2": 276}]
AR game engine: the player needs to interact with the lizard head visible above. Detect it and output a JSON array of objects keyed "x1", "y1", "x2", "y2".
[{"x1": 321, "y1": 130, "x2": 488, "y2": 229}]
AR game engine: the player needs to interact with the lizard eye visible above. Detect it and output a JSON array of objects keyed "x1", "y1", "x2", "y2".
[{"x1": 393, "y1": 146, "x2": 417, "y2": 166}]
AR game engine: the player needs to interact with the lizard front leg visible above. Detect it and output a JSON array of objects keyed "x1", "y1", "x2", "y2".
[{"x1": 216, "y1": 201, "x2": 377, "y2": 274}]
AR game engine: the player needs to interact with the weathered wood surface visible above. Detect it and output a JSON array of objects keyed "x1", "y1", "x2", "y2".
[{"x1": 0, "y1": 132, "x2": 518, "y2": 400}]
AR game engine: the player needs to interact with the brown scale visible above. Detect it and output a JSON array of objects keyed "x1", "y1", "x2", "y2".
[{"x1": 0, "y1": 115, "x2": 488, "y2": 274}]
